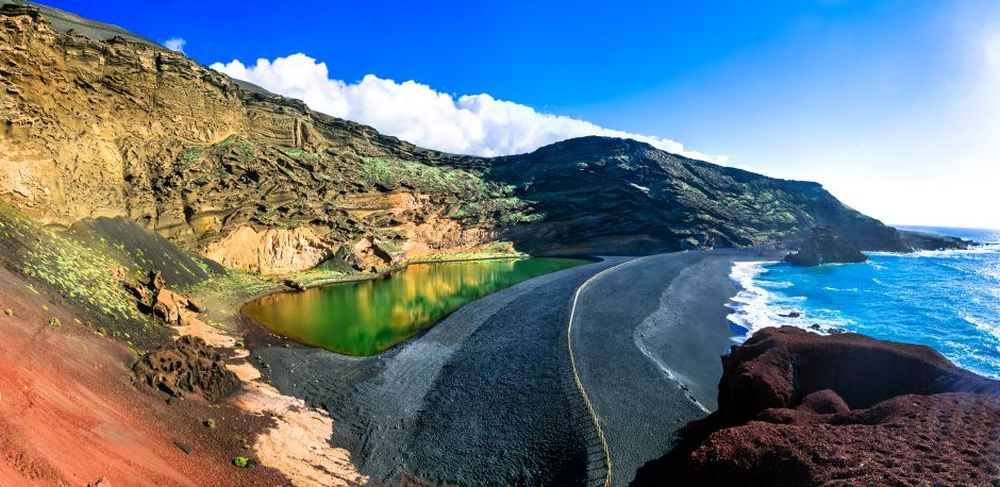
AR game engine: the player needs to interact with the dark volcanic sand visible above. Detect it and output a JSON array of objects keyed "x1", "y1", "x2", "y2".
[
  {"x1": 249, "y1": 258, "x2": 625, "y2": 485},
  {"x1": 248, "y1": 251, "x2": 768, "y2": 485},
  {"x1": 571, "y1": 250, "x2": 775, "y2": 486}
]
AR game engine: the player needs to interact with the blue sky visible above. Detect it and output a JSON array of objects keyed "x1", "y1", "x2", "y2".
[{"x1": 41, "y1": 0, "x2": 1000, "y2": 229}]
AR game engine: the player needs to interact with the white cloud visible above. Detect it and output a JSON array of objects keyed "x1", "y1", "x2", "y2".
[
  {"x1": 209, "y1": 53, "x2": 726, "y2": 162},
  {"x1": 163, "y1": 37, "x2": 186, "y2": 53}
]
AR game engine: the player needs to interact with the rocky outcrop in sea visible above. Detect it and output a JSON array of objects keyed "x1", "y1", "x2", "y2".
[{"x1": 785, "y1": 226, "x2": 867, "y2": 266}]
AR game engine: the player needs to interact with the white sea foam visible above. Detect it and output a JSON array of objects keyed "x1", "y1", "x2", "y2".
[
  {"x1": 871, "y1": 243, "x2": 1000, "y2": 259},
  {"x1": 821, "y1": 286, "x2": 859, "y2": 293},
  {"x1": 979, "y1": 265, "x2": 1000, "y2": 282},
  {"x1": 758, "y1": 279, "x2": 793, "y2": 289},
  {"x1": 725, "y1": 261, "x2": 845, "y2": 339},
  {"x1": 961, "y1": 313, "x2": 1000, "y2": 342},
  {"x1": 727, "y1": 247, "x2": 1000, "y2": 378},
  {"x1": 725, "y1": 261, "x2": 775, "y2": 337}
]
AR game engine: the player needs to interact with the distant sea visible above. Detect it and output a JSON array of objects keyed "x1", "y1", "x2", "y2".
[{"x1": 727, "y1": 226, "x2": 1000, "y2": 379}]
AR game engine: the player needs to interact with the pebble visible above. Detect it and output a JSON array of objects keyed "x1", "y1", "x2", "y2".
[{"x1": 174, "y1": 441, "x2": 192, "y2": 454}]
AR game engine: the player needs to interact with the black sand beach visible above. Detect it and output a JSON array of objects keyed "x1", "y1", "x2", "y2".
[
  {"x1": 571, "y1": 250, "x2": 772, "y2": 485},
  {"x1": 247, "y1": 249, "x2": 773, "y2": 485}
]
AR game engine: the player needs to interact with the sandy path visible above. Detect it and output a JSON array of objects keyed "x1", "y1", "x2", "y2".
[{"x1": 177, "y1": 296, "x2": 368, "y2": 487}]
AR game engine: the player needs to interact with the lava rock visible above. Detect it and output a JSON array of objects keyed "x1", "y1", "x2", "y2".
[
  {"x1": 785, "y1": 226, "x2": 867, "y2": 266},
  {"x1": 133, "y1": 336, "x2": 240, "y2": 402},
  {"x1": 283, "y1": 279, "x2": 307, "y2": 292},
  {"x1": 636, "y1": 327, "x2": 1000, "y2": 486},
  {"x1": 174, "y1": 441, "x2": 192, "y2": 454},
  {"x1": 152, "y1": 288, "x2": 194, "y2": 326}
]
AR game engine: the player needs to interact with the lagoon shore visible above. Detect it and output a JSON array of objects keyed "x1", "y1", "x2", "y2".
[{"x1": 245, "y1": 249, "x2": 778, "y2": 485}]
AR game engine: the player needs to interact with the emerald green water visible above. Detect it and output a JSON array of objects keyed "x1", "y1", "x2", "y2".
[{"x1": 242, "y1": 258, "x2": 586, "y2": 355}]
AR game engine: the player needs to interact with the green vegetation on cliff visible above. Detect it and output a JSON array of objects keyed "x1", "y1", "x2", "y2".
[{"x1": 0, "y1": 204, "x2": 164, "y2": 349}]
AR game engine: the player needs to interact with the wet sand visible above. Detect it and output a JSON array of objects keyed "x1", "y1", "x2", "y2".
[{"x1": 571, "y1": 250, "x2": 776, "y2": 486}]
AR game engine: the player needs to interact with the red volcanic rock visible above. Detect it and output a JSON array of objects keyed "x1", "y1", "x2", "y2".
[
  {"x1": 715, "y1": 327, "x2": 997, "y2": 424},
  {"x1": 638, "y1": 327, "x2": 1000, "y2": 486},
  {"x1": 688, "y1": 392, "x2": 999, "y2": 485}
]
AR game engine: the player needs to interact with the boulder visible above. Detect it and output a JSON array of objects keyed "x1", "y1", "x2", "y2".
[
  {"x1": 186, "y1": 296, "x2": 207, "y2": 313},
  {"x1": 132, "y1": 336, "x2": 240, "y2": 402},
  {"x1": 123, "y1": 278, "x2": 151, "y2": 305},
  {"x1": 283, "y1": 279, "x2": 307, "y2": 292},
  {"x1": 785, "y1": 226, "x2": 867, "y2": 266},
  {"x1": 149, "y1": 270, "x2": 167, "y2": 293},
  {"x1": 636, "y1": 327, "x2": 1000, "y2": 486},
  {"x1": 126, "y1": 270, "x2": 204, "y2": 324},
  {"x1": 151, "y1": 288, "x2": 194, "y2": 325}
]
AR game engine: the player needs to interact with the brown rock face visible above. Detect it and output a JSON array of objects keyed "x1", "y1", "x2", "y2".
[
  {"x1": 125, "y1": 271, "x2": 202, "y2": 325},
  {"x1": 202, "y1": 225, "x2": 333, "y2": 274},
  {"x1": 0, "y1": 4, "x2": 509, "y2": 272},
  {"x1": 132, "y1": 336, "x2": 240, "y2": 402},
  {"x1": 638, "y1": 327, "x2": 1000, "y2": 486},
  {"x1": 152, "y1": 288, "x2": 196, "y2": 326}
]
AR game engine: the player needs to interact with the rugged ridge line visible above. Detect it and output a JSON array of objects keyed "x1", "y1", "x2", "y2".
[{"x1": 0, "y1": 2, "x2": 959, "y2": 275}]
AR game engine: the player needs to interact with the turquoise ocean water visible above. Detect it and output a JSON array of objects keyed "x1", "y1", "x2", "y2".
[{"x1": 727, "y1": 227, "x2": 1000, "y2": 379}]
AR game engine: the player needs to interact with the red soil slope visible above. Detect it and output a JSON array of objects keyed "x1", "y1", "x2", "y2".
[{"x1": 0, "y1": 265, "x2": 288, "y2": 486}]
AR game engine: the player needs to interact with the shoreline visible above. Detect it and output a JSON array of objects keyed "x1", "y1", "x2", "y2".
[
  {"x1": 243, "y1": 257, "x2": 627, "y2": 484},
  {"x1": 569, "y1": 249, "x2": 783, "y2": 485},
  {"x1": 231, "y1": 249, "x2": 781, "y2": 485},
  {"x1": 281, "y1": 251, "x2": 534, "y2": 290},
  {"x1": 726, "y1": 247, "x2": 1000, "y2": 380},
  {"x1": 235, "y1": 253, "x2": 590, "y2": 357}
]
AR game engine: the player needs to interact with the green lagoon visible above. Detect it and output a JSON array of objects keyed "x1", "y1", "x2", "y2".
[{"x1": 242, "y1": 258, "x2": 586, "y2": 355}]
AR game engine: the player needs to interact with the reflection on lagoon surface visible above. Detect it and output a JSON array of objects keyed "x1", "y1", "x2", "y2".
[{"x1": 242, "y1": 258, "x2": 587, "y2": 355}]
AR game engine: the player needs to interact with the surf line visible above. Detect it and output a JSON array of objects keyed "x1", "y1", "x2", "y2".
[{"x1": 566, "y1": 255, "x2": 651, "y2": 487}]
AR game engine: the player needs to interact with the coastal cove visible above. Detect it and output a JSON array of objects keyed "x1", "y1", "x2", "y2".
[
  {"x1": 727, "y1": 227, "x2": 1000, "y2": 378},
  {"x1": 242, "y1": 257, "x2": 587, "y2": 355},
  {"x1": 0, "y1": 2, "x2": 997, "y2": 485}
]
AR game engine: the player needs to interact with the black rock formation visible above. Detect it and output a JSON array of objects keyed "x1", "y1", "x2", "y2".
[{"x1": 784, "y1": 226, "x2": 867, "y2": 266}]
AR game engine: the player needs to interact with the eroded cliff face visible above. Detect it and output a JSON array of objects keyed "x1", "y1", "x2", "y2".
[
  {"x1": 203, "y1": 226, "x2": 332, "y2": 274},
  {"x1": 0, "y1": 4, "x2": 512, "y2": 273}
]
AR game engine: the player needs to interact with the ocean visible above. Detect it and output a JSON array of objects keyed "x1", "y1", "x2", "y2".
[{"x1": 727, "y1": 226, "x2": 1000, "y2": 379}]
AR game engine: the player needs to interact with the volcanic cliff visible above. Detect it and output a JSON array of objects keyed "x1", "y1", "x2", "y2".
[
  {"x1": 0, "y1": 2, "x2": 957, "y2": 275},
  {"x1": 636, "y1": 327, "x2": 1000, "y2": 486}
]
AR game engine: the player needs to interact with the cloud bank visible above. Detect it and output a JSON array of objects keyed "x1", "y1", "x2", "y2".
[
  {"x1": 163, "y1": 37, "x2": 186, "y2": 53},
  {"x1": 210, "y1": 54, "x2": 725, "y2": 162}
]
